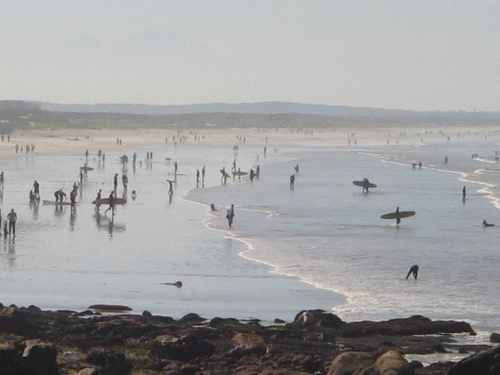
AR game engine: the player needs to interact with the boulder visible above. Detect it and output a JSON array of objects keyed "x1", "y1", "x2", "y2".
[
  {"x1": 327, "y1": 350, "x2": 409, "y2": 375},
  {"x1": 152, "y1": 333, "x2": 215, "y2": 361},
  {"x1": 327, "y1": 351, "x2": 377, "y2": 375},
  {"x1": 340, "y1": 315, "x2": 474, "y2": 337},
  {"x1": 88, "y1": 305, "x2": 132, "y2": 312},
  {"x1": 448, "y1": 345, "x2": 500, "y2": 375},
  {"x1": 0, "y1": 339, "x2": 58, "y2": 375},
  {"x1": 372, "y1": 350, "x2": 408, "y2": 375},
  {"x1": 293, "y1": 309, "x2": 344, "y2": 328},
  {"x1": 490, "y1": 333, "x2": 500, "y2": 343},
  {"x1": 85, "y1": 350, "x2": 132, "y2": 374},
  {"x1": 230, "y1": 333, "x2": 267, "y2": 357}
]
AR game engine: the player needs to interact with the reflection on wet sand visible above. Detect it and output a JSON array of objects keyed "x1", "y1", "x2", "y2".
[
  {"x1": 93, "y1": 211, "x2": 126, "y2": 236},
  {"x1": 2, "y1": 238, "x2": 15, "y2": 267}
]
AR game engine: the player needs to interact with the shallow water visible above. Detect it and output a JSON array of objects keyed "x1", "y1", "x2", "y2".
[
  {"x1": 188, "y1": 131, "x2": 500, "y2": 342},
  {"x1": 0, "y1": 140, "x2": 341, "y2": 322}
]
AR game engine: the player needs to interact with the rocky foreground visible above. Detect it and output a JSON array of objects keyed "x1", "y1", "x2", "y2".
[{"x1": 0, "y1": 304, "x2": 499, "y2": 375}]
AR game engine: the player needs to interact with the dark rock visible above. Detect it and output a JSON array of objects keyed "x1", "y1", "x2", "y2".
[
  {"x1": 142, "y1": 310, "x2": 153, "y2": 318},
  {"x1": 209, "y1": 317, "x2": 241, "y2": 328},
  {"x1": 293, "y1": 309, "x2": 344, "y2": 328},
  {"x1": 86, "y1": 350, "x2": 132, "y2": 374},
  {"x1": 152, "y1": 333, "x2": 216, "y2": 361},
  {"x1": 490, "y1": 332, "x2": 500, "y2": 343},
  {"x1": 340, "y1": 315, "x2": 474, "y2": 337},
  {"x1": 179, "y1": 313, "x2": 206, "y2": 323},
  {"x1": 88, "y1": 305, "x2": 132, "y2": 312},
  {"x1": 448, "y1": 345, "x2": 500, "y2": 375},
  {"x1": 274, "y1": 318, "x2": 285, "y2": 324},
  {"x1": 229, "y1": 333, "x2": 266, "y2": 357},
  {"x1": 0, "y1": 339, "x2": 58, "y2": 375},
  {"x1": 0, "y1": 313, "x2": 40, "y2": 337}
]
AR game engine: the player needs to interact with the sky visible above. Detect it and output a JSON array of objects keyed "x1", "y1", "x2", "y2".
[{"x1": 1, "y1": 1, "x2": 499, "y2": 111}]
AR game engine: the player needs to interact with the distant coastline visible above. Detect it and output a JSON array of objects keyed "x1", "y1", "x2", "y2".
[{"x1": 0, "y1": 100, "x2": 499, "y2": 134}]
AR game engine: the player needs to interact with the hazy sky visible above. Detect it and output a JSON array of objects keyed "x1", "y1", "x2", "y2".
[{"x1": 1, "y1": 1, "x2": 499, "y2": 111}]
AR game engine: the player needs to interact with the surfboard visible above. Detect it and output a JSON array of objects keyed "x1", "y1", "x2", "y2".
[
  {"x1": 220, "y1": 170, "x2": 231, "y2": 178},
  {"x1": 92, "y1": 198, "x2": 127, "y2": 205},
  {"x1": 43, "y1": 200, "x2": 75, "y2": 206},
  {"x1": 353, "y1": 180, "x2": 377, "y2": 188},
  {"x1": 232, "y1": 171, "x2": 248, "y2": 176},
  {"x1": 80, "y1": 166, "x2": 94, "y2": 171},
  {"x1": 380, "y1": 211, "x2": 416, "y2": 220}
]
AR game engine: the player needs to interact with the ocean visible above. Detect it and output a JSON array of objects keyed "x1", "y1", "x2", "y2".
[{"x1": 1, "y1": 128, "x2": 499, "y2": 352}]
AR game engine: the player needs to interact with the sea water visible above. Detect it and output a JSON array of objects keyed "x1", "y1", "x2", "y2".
[
  {"x1": 187, "y1": 130, "x2": 500, "y2": 346},
  {"x1": 1, "y1": 129, "x2": 500, "y2": 348}
]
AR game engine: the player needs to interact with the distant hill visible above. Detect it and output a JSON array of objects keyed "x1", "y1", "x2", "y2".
[
  {"x1": 0, "y1": 100, "x2": 498, "y2": 133},
  {"x1": 34, "y1": 101, "x2": 500, "y2": 120}
]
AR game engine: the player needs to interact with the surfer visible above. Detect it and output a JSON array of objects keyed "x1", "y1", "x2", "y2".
[
  {"x1": 7, "y1": 209, "x2": 17, "y2": 236},
  {"x1": 290, "y1": 174, "x2": 295, "y2": 189},
  {"x1": 462, "y1": 186, "x2": 466, "y2": 201},
  {"x1": 54, "y1": 189, "x2": 66, "y2": 202},
  {"x1": 362, "y1": 178, "x2": 370, "y2": 193},
  {"x1": 174, "y1": 161, "x2": 178, "y2": 175},
  {"x1": 105, "y1": 191, "x2": 115, "y2": 214},
  {"x1": 406, "y1": 265, "x2": 419, "y2": 280},
  {"x1": 295, "y1": 164, "x2": 299, "y2": 175},
  {"x1": 396, "y1": 207, "x2": 401, "y2": 225},
  {"x1": 122, "y1": 174, "x2": 128, "y2": 189},
  {"x1": 483, "y1": 220, "x2": 495, "y2": 227},
  {"x1": 113, "y1": 174, "x2": 118, "y2": 193},
  {"x1": 33, "y1": 180, "x2": 40, "y2": 198}
]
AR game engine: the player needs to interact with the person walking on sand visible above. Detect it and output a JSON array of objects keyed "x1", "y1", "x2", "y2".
[
  {"x1": 7, "y1": 209, "x2": 17, "y2": 236},
  {"x1": 3, "y1": 220, "x2": 7, "y2": 237},
  {"x1": 406, "y1": 265, "x2": 419, "y2": 279},
  {"x1": 290, "y1": 174, "x2": 295, "y2": 189},
  {"x1": 113, "y1": 174, "x2": 118, "y2": 193}
]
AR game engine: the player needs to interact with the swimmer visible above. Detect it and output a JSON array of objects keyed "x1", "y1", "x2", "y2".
[
  {"x1": 483, "y1": 220, "x2": 495, "y2": 227},
  {"x1": 406, "y1": 265, "x2": 419, "y2": 279}
]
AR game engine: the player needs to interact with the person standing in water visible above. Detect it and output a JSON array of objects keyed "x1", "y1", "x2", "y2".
[
  {"x1": 7, "y1": 209, "x2": 17, "y2": 236},
  {"x1": 406, "y1": 265, "x2": 419, "y2": 279},
  {"x1": 462, "y1": 186, "x2": 466, "y2": 201},
  {"x1": 105, "y1": 191, "x2": 115, "y2": 214}
]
